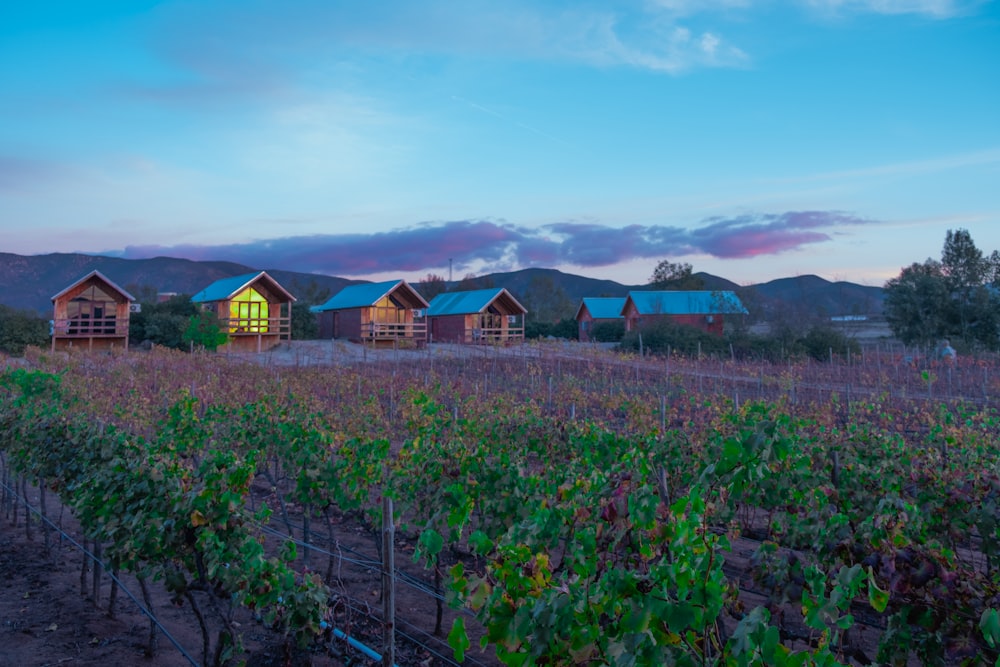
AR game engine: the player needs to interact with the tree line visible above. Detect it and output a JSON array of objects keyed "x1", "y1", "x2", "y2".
[{"x1": 883, "y1": 228, "x2": 1000, "y2": 352}]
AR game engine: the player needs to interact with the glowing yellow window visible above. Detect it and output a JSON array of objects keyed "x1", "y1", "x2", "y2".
[{"x1": 229, "y1": 287, "x2": 269, "y2": 333}]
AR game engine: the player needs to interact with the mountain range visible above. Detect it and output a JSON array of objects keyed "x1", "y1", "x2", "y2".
[{"x1": 0, "y1": 252, "x2": 885, "y2": 320}]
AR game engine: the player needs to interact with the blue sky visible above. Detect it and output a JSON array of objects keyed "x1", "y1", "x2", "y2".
[{"x1": 1, "y1": 0, "x2": 998, "y2": 287}]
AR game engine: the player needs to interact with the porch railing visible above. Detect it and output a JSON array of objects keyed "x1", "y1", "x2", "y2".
[
  {"x1": 220, "y1": 316, "x2": 292, "y2": 340},
  {"x1": 361, "y1": 321, "x2": 427, "y2": 341},
  {"x1": 52, "y1": 317, "x2": 128, "y2": 337},
  {"x1": 466, "y1": 326, "x2": 524, "y2": 344}
]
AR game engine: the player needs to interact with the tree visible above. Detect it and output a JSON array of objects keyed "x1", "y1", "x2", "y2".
[
  {"x1": 884, "y1": 228, "x2": 1000, "y2": 349},
  {"x1": 129, "y1": 294, "x2": 199, "y2": 350},
  {"x1": 183, "y1": 310, "x2": 230, "y2": 351},
  {"x1": 290, "y1": 302, "x2": 319, "y2": 340},
  {"x1": 521, "y1": 275, "x2": 573, "y2": 324},
  {"x1": 124, "y1": 283, "x2": 159, "y2": 304},
  {"x1": 418, "y1": 273, "x2": 448, "y2": 302},
  {"x1": 941, "y1": 229, "x2": 998, "y2": 345},
  {"x1": 649, "y1": 260, "x2": 704, "y2": 290},
  {"x1": 287, "y1": 279, "x2": 332, "y2": 306},
  {"x1": 0, "y1": 305, "x2": 49, "y2": 356},
  {"x1": 456, "y1": 273, "x2": 494, "y2": 292},
  {"x1": 883, "y1": 259, "x2": 950, "y2": 346}
]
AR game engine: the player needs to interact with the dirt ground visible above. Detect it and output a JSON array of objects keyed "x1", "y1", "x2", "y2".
[{"x1": 0, "y1": 477, "x2": 494, "y2": 667}]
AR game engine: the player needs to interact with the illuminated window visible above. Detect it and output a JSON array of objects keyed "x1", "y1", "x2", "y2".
[{"x1": 229, "y1": 287, "x2": 270, "y2": 333}]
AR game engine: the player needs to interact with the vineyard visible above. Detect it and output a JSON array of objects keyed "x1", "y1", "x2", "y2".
[{"x1": 2, "y1": 340, "x2": 1000, "y2": 666}]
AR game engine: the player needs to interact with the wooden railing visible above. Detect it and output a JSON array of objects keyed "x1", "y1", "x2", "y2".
[
  {"x1": 466, "y1": 326, "x2": 524, "y2": 344},
  {"x1": 220, "y1": 316, "x2": 292, "y2": 340},
  {"x1": 361, "y1": 321, "x2": 427, "y2": 341},
  {"x1": 52, "y1": 317, "x2": 128, "y2": 337}
]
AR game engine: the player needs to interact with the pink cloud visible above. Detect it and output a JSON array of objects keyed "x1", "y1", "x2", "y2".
[{"x1": 118, "y1": 210, "x2": 873, "y2": 274}]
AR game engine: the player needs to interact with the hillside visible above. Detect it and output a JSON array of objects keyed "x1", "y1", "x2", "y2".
[{"x1": 0, "y1": 252, "x2": 884, "y2": 319}]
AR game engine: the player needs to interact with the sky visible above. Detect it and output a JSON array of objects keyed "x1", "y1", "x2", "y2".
[{"x1": 1, "y1": 1, "x2": 998, "y2": 288}]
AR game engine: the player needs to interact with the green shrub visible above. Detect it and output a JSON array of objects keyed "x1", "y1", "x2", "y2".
[
  {"x1": 800, "y1": 325, "x2": 862, "y2": 362},
  {"x1": 0, "y1": 305, "x2": 49, "y2": 356},
  {"x1": 589, "y1": 320, "x2": 625, "y2": 342}
]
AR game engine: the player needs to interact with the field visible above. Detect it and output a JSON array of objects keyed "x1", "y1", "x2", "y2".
[{"x1": 2, "y1": 339, "x2": 1000, "y2": 666}]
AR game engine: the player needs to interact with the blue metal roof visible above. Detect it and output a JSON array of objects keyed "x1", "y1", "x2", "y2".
[
  {"x1": 191, "y1": 271, "x2": 296, "y2": 303},
  {"x1": 191, "y1": 272, "x2": 262, "y2": 303},
  {"x1": 577, "y1": 297, "x2": 626, "y2": 320},
  {"x1": 315, "y1": 280, "x2": 428, "y2": 311},
  {"x1": 624, "y1": 290, "x2": 748, "y2": 315},
  {"x1": 426, "y1": 288, "x2": 524, "y2": 316}
]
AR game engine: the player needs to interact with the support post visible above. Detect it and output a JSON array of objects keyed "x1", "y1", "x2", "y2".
[{"x1": 382, "y1": 496, "x2": 395, "y2": 667}]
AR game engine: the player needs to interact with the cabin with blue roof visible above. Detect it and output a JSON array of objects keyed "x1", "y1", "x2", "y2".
[
  {"x1": 621, "y1": 290, "x2": 747, "y2": 336},
  {"x1": 575, "y1": 297, "x2": 626, "y2": 343},
  {"x1": 314, "y1": 280, "x2": 428, "y2": 345},
  {"x1": 51, "y1": 270, "x2": 135, "y2": 352},
  {"x1": 426, "y1": 288, "x2": 527, "y2": 344},
  {"x1": 191, "y1": 271, "x2": 295, "y2": 353}
]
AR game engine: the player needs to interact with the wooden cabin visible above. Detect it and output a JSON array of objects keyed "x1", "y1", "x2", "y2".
[
  {"x1": 314, "y1": 280, "x2": 428, "y2": 346},
  {"x1": 191, "y1": 271, "x2": 295, "y2": 353},
  {"x1": 51, "y1": 270, "x2": 135, "y2": 352},
  {"x1": 426, "y1": 288, "x2": 527, "y2": 344},
  {"x1": 621, "y1": 290, "x2": 747, "y2": 336},
  {"x1": 575, "y1": 297, "x2": 626, "y2": 342}
]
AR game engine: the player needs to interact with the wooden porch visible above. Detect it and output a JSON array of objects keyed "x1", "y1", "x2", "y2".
[
  {"x1": 218, "y1": 314, "x2": 292, "y2": 353},
  {"x1": 360, "y1": 320, "x2": 427, "y2": 345},
  {"x1": 466, "y1": 324, "x2": 524, "y2": 344}
]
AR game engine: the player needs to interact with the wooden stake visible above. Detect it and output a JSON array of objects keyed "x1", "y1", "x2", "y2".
[{"x1": 382, "y1": 496, "x2": 395, "y2": 667}]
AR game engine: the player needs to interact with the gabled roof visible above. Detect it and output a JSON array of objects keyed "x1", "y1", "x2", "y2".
[
  {"x1": 426, "y1": 288, "x2": 526, "y2": 317},
  {"x1": 623, "y1": 290, "x2": 748, "y2": 316},
  {"x1": 191, "y1": 271, "x2": 296, "y2": 303},
  {"x1": 51, "y1": 270, "x2": 136, "y2": 302},
  {"x1": 315, "y1": 280, "x2": 429, "y2": 311},
  {"x1": 575, "y1": 297, "x2": 626, "y2": 321}
]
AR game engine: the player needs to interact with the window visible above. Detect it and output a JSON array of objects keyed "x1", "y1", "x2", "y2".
[
  {"x1": 229, "y1": 287, "x2": 270, "y2": 333},
  {"x1": 67, "y1": 284, "x2": 118, "y2": 334}
]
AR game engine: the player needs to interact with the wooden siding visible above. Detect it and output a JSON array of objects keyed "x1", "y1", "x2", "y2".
[
  {"x1": 52, "y1": 276, "x2": 131, "y2": 352},
  {"x1": 199, "y1": 289, "x2": 293, "y2": 353},
  {"x1": 622, "y1": 302, "x2": 725, "y2": 336},
  {"x1": 430, "y1": 313, "x2": 524, "y2": 344},
  {"x1": 332, "y1": 306, "x2": 427, "y2": 344}
]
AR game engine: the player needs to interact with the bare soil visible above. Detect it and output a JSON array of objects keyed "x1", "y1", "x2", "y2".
[{"x1": 0, "y1": 478, "x2": 493, "y2": 667}]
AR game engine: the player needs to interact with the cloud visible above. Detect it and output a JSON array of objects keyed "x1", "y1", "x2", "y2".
[
  {"x1": 125, "y1": 0, "x2": 750, "y2": 105},
  {"x1": 117, "y1": 211, "x2": 872, "y2": 275},
  {"x1": 801, "y1": 0, "x2": 986, "y2": 17}
]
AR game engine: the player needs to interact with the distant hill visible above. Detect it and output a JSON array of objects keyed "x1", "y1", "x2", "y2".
[{"x1": 0, "y1": 252, "x2": 884, "y2": 320}]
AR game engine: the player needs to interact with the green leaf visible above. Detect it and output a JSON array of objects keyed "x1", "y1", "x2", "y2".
[
  {"x1": 469, "y1": 530, "x2": 493, "y2": 555},
  {"x1": 980, "y1": 609, "x2": 1000, "y2": 649},
  {"x1": 448, "y1": 617, "x2": 471, "y2": 662},
  {"x1": 420, "y1": 528, "x2": 444, "y2": 557},
  {"x1": 867, "y1": 567, "x2": 889, "y2": 613}
]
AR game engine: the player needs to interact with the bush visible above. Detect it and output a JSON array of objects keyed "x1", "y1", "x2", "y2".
[
  {"x1": 590, "y1": 321, "x2": 625, "y2": 343},
  {"x1": 526, "y1": 318, "x2": 579, "y2": 340},
  {"x1": 0, "y1": 305, "x2": 49, "y2": 356},
  {"x1": 615, "y1": 320, "x2": 861, "y2": 363},
  {"x1": 620, "y1": 320, "x2": 726, "y2": 357},
  {"x1": 799, "y1": 325, "x2": 862, "y2": 362},
  {"x1": 183, "y1": 310, "x2": 230, "y2": 351},
  {"x1": 129, "y1": 295, "x2": 199, "y2": 350}
]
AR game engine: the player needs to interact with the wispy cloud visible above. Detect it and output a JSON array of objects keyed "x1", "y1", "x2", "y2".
[
  {"x1": 126, "y1": 0, "x2": 751, "y2": 104},
  {"x1": 802, "y1": 0, "x2": 987, "y2": 18},
  {"x1": 763, "y1": 147, "x2": 1000, "y2": 184},
  {"x1": 117, "y1": 210, "x2": 872, "y2": 275}
]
